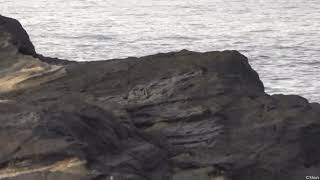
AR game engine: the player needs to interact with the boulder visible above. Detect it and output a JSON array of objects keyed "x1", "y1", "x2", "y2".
[{"x1": 0, "y1": 15, "x2": 36, "y2": 56}]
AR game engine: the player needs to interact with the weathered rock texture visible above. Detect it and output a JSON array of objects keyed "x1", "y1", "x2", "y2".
[{"x1": 0, "y1": 15, "x2": 319, "y2": 180}]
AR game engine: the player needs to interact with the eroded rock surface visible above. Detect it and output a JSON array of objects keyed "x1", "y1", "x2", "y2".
[{"x1": 0, "y1": 15, "x2": 319, "y2": 180}]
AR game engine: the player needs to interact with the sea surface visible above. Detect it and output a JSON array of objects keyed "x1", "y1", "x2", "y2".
[{"x1": 1, "y1": 0, "x2": 320, "y2": 101}]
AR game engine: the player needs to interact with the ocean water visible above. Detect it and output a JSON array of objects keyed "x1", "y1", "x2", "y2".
[{"x1": 1, "y1": 0, "x2": 320, "y2": 102}]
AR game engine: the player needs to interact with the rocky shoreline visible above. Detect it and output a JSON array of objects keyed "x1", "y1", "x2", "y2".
[{"x1": 0, "y1": 15, "x2": 319, "y2": 180}]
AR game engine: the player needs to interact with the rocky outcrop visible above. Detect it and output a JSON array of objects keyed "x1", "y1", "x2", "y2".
[
  {"x1": 0, "y1": 15, "x2": 35, "y2": 56},
  {"x1": 0, "y1": 16, "x2": 66, "y2": 93},
  {"x1": 0, "y1": 15, "x2": 319, "y2": 180}
]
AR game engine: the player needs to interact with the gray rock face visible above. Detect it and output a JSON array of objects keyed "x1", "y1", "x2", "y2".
[
  {"x1": 0, "y1": 15, "x2": 36, "y2": 56},
  {"x1": 0, "y1": 15, "x2": 320, "y2": 180}
]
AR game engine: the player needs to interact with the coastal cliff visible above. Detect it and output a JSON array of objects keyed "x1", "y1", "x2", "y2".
[{"x1": 0, "y1": 15, "x2": 319, "y2": 180}]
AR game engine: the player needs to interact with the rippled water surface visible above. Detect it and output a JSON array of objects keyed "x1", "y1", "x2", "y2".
[{"x1": 1, "y1": 0, "x2": 320, "y2": 101}]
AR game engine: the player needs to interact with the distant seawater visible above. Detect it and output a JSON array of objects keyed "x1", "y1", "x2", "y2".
[{"x1": 1, "y1": 0, "x2": 320, "y2": 101}]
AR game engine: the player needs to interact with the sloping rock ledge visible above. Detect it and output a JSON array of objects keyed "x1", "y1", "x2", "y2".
[{"x1": 0, "y1": 15, "x2": 319, "y2": 180}]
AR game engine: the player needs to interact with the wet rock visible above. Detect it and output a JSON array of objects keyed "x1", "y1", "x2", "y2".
[
  {"x1": 0, "y1": 15, "x2": 320, "y2": 180},
  {"x1": 0, "y1": 15, "x2": 35, "y2": 56}
]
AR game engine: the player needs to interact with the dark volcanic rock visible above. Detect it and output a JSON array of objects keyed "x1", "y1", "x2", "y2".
[
  {"x1": 0, "y1": 15, "x2": 320, "y2": 180},
  {"x1": 0, "y1": 15, "x2": 73, "y2": 64},
  {"x1": 0, "y1": 15, "x2": 36, "y2": 56},
  {"x1": 36, "y1": 54, "x2": 76, "y2": 65}
]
